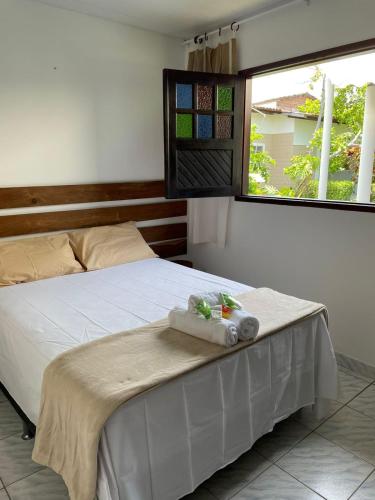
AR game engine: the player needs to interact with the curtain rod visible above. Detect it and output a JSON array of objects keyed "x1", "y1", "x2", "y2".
[{"x1": 182, "y1": 0, "x2": 309, "y2": 46}]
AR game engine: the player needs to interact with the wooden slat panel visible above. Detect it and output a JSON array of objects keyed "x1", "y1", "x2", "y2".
[
  {"x1": 0, "y1": 181, "x2": 165, "y2": 209},
  {"x1": 139, "y1": 223, "x2": 187, "y2": 243},
  {"x1": 0, "y1": 201, "x2": 187, "y2": 238},
  {"x1": 150, "y1": 238, "x2": 187, "y2": 258}
]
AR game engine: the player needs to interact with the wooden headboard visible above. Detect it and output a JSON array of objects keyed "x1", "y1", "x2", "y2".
[{"x1": 0, "y1": 181, "x2": 187, "y2": 258}]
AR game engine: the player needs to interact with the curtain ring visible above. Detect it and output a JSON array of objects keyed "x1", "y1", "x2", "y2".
[
  {"x1": 230, "y1": 21, "x2": 239, "y2": 32},
  {"x1": 218, "y1": 27, "x2": 221, "y2": 36},
  {"x1": 194, "y1": 35, "x2": 199, "y2": 44},
  {"x1": 204, "y1": 32, "x2": 208, "y2": 41}
]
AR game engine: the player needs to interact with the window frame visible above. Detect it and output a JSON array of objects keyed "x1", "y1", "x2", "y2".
[
  {"x1": 253, "y1": 143, "x2": 265, "y2": 153},
  {"x1": 237, "y1": 37, "x2": 375, "y2": 212}
]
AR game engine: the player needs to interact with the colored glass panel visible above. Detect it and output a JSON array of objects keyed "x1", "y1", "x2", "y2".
[
  {"x1": 216, "y1": 115, "x2": 232, "y2": 139},
  {"x1": 176, "y1": 84, "x2": 193, "y2": 109},
  {"x1": 176, "y1": 114, "x2": 193, "y2": 138},
  {"x1": 197, "y1": 114, "x2": 213, "y2": 139},
  {"x1": 217, "y1": 86, "x2": 233, "y2": 111},
  {"x1": 197, "y1": 85, "x2": 213, "y2": 110}
]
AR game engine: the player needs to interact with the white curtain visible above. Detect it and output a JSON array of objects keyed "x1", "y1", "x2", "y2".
[
  {"x1": 186, "y1": 35, "x2": 237, "y2": 247},
  {"x1": 188, "y1": 196, "x2": 230, "y2": 247}
]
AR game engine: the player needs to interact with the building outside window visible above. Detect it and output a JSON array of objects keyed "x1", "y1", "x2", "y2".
[{"x1": 246, "y1": 50, "x2": 375, "y2": 204}]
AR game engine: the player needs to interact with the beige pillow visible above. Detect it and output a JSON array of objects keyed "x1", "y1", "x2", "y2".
[
  {"x1": 0, "y1": 233, "x2": 83, "y2": 287},
  {"x1": 68, "y1": 222, "x2": 157, "y2": 271}
]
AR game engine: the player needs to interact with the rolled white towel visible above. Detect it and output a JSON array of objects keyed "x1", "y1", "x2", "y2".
[
  {"x1": 188, "y1": 292, "x2": 242, "y2": 313},
  {"x1": 169, "y1": 307, "x2": 238, "y2": 347},
  {"x1": 228, "y1": 309, "x2": 259, "y2": 341}
]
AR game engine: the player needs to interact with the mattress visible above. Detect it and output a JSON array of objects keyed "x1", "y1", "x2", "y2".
[
  {"x1": 0, "y1": 258, "x2": 337, "y2": 500},
  {"x1": 0, "y1": 258, "x2": 251, "y2": 423}
]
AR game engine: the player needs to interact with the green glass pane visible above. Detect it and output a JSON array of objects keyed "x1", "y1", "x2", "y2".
[
  {"x1": 176, "y1": 114, "x2": 193, "y2": 138},
  {"x1": 217, "y1": 86, "x2": 233, "y2": 111}
]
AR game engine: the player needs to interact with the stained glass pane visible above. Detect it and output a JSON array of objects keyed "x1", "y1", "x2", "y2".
[
  {"x1": 217, "y1": 86, "x2": 233, "y2": 111},
  {"x1": 197, "y1": 114, "x2": 213, "y2": 139},
  {"x1": 176, "y1": 114, "x2": 193, "y2": 138},
  {"x1": 216, "y1": 115, "x2": 232, "y2": 139},
  {"x1": 176, "y1": 84, "x2": 193, "y2": 109},
  {"x1": 197, "y1": 85, "x2": 213, "y2": 110}
]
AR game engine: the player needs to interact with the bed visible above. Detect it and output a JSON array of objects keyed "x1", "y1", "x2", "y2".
[{"x1": 0, "y1": 181, "x2": 337, "y2": 500}]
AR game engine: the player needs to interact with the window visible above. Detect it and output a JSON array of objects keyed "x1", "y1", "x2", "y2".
[
  {"x1": 238, "y1": 38, "x2": 375, "y2": 211},
  {"x1": 163, "y1": 39, "x2": 375, "y2": 211},
  {"x1": 253, "y1": 143, "x2": 265, "y2": 153}
]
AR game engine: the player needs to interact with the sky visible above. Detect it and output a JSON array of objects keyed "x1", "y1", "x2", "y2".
[{"x1": 252, "y1": 51, "x2": 375, "y2": 104}]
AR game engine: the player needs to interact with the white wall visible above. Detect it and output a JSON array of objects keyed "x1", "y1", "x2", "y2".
[
  {"x1": 0, "y1": 0, "x2": 184, "y2": 187},
  {"x1": 189, "y1": 0, "x2": 375, "y2": 367},
  {"x1": 252, "y1": 113, "x2": 294, "y2": 135},
  {"x1": 293, "y1": 119, "x2": 316, "y2": 146},
  {"x1": 294, "y1": 119, "x2": 348, "y2": 146}
]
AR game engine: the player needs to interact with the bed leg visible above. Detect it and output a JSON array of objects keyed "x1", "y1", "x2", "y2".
[
  {"x1": 22, "y1": 421, "x2": 35, "y2": 440},
  {"x1": 1, "y1": 382, "x2": 36, "y2": 440}
]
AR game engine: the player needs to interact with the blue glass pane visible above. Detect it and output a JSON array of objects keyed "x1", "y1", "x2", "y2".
[
  {"x1": 197, "y1": 114, "x2": 213, "y2": 139},
  {"x1": 176, "y1": 84, "x2": 193, "y2": 109}
]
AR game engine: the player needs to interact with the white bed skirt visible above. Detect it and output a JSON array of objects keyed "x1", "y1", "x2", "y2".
[{"x1": 97, "y1": 312, "x2": 337, "y2": 500}]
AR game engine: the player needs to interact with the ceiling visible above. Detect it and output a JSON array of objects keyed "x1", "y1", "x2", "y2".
[{"x1": 30, "y1": 0, "x2": 301, "y2": 39}]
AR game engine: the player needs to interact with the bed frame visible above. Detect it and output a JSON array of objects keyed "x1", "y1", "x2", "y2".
[
  {"x1": 0, "y1": 180, "x2": 187, "y2": 256},
  {"x1": 0, "y1": 180, "x2": 187, "y2": 438}
]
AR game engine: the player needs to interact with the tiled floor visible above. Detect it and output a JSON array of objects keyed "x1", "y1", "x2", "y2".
[{"x1": 0, "y1": 365, "x2": 375, "y2": 500}]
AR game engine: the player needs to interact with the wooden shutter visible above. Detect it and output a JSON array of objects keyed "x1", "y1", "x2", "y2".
[{"x1": 163, "y1": 69, "x2": 245, "y2": 199}]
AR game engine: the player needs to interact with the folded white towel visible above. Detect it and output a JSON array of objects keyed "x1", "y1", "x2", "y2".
[
  {"x1": 228, "y1": 309, "x2": 259, "y2": 341},
  {"x1": 188, "y1": 292, "x2": 242, "y2": 313},
  {"x1": 169, "y1": 308, "x2": 238, "y2": 347}
]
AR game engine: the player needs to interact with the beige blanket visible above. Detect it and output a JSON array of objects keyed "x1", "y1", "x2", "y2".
[{"x1": 32, "y1": 288, "x2": 327, "y2": 500}]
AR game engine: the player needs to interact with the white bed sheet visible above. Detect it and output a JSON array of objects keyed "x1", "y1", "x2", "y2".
[
  {"x1": 0, "y1": 258, "x2": 251, "y2": 423},
  {"x1": 0, "y1": 258, "x2": 337, "y2": 500},
  {"x1": 96, "y1": 313, "x2": 336, "y2": 500}
]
